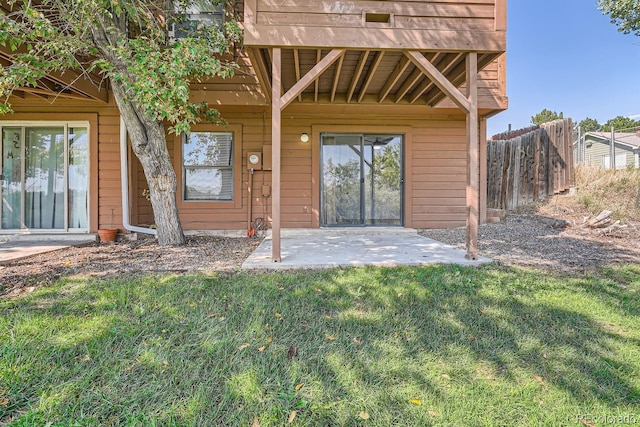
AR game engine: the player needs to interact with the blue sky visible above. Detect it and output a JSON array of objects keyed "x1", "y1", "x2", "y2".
[{"x1": 487, "y1": 1, "x2": 640, "y2": 136}]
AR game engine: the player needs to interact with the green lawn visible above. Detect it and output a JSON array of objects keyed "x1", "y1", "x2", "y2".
[{"x1": 1, "y1": 264, "x2": 639, "y2": 426}]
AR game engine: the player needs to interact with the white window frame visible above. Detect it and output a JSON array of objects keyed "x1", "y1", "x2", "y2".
[
  {"x1": 0, "y1": 121, "x2": 90, "y2": 233},
  {"x1": 182, "y1": 131, "x2": 234, "y2": 201}
]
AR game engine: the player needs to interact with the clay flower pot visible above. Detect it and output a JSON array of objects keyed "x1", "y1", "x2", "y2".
[{"x1": 98, "y1": 228, "x2": 119, "y2": 243}]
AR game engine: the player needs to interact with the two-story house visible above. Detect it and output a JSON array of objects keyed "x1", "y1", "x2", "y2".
[{"x1": 1, "y1": 0, "x2": 507, "y2": 261}]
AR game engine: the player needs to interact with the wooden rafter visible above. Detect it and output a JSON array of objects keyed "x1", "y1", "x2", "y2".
[
  {"x1": 0, "y1": 46, "x2": 108, "y2": 103},
  {"x1": 280, "y1": 49, "x2": 345, "y2": 109},
  {"x1": 247, "y1": 48, "x2": 272, "y2": 103},
  {"x1": 357, "y1": 51, "x2": 384, "y2": 103},
  {"x1": 427, "y1": 53, "x2": 497, "y2": 107},
  {"x1": 346, "y1": 50, "x2": 370, "y2": 103},
  {"x1": 394, "y1": 67, "x2": 422, "y2": 103},
  {"x1": 410, "y1": 53, "x2": 462, "y2": 104},
  {"x1": 330, "y1": 54, "x2": 344, "y2": 103},
  {"x1": 314, "y1": 50, "x2": 321, "y2": 102},
  {"x1": 405, "y1": 51, "x2": 470, "y2": 112},
  {"x1": 378, "y1": 56, "x2": 409, "y2": 103},
  {"x1": 293, "y1": 48, "x2": 301, "y2": 102}
]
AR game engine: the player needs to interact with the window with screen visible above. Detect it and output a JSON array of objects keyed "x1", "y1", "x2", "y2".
[
  {"x1": 182, "y1": 132, "x2": 234, "y2": 201},
  {"x1": 171, "y1": 1, "x2": 225, "y2": 39}
]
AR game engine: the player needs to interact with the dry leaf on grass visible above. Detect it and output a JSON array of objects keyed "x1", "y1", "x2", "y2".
[
  {"x1": 252, "y1": 417, "x2": 260, "y2": 427},
  {"x1": 409, "y1": 398, "x2": 422, "y2": 405},
  {"x1": 358, "y1": 411, "x2": 370, "y2": 420},
  {"x1": 257, "y1": 346, "x2": 266, "y2": 352},
  {"x1": 238, "y1": 343, "x2": 250, "y2": 350},
  {"x1": 294, "y1": 383, "x2": 304, "y2": 391},
  {"x1": 287, "y1": 345, "x2": 298, "y2": 359},
  {"x1": 288, "y1": 410, "x2": 297, "y2": 424}
]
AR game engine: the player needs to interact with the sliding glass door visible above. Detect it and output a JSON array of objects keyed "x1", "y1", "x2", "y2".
[
  {"x1": 321, "y1": 133, "x2": 403, "y2": 226},
  {"x1": 1, "y1": 123, "x2": 89, "y2": 231}
]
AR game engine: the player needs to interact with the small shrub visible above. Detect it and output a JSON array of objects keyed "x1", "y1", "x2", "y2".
[{"x1": 578, "y1": 195, "x2": 598, "y2": 214}]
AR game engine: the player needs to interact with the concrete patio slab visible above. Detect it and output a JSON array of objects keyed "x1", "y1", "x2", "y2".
[
  {"x1": 242, "y1": 228, "x2": 491, "y2": 270},
  {"x1": 0, "y1": 234, "x2": 97, "y2": 265}
]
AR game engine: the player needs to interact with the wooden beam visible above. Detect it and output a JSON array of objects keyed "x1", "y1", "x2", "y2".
[
  {"x1": 293, "y1": 48, "x2": 302, "y2": 102},
  {"x1": 280, "y1": 49, "x2": 344, "y2": 109},
  {"x1": 479, "y1": 117, "x2": 488, "y2": 225},
  {"x1": 423, "y1": 55, "x2": 467, "y2": 106},
  {"x1": 347, "y1": 50, "x2": 369, "y2": 103},
  {"x1": 271, "y1": 48, "x2": 282, "y2": 262},
  {"x1": 408, "y1": 52, "x2": 453, "y2": 104},
  {"x1": 314, "y1": 50, "x2": 322, "y2": 102},
  {"x1": 244, "y1": 24, "x2": 506, "y2": 53},
  {"x1": 379, "y1": 56, "x2": 409, "y2": 103},
  {"x1": 394, "y1": 67, "x2": 422, "y2": 103},
  {"x1": 465, "y1": 52, "x2": 479, "y2": 260},
  {"x1": 357, "y1": 51, "x2": 384, "y2": 103},
  {"x1": 405, "y1": 51, "x2": 470, "y2": 112},
  {"x1": 426, "y1": 52, "x2": 497, "y2": 107},
  {"x1": 330, "y1": 54, "x2": 344, "y2": 103},
  {"x1": 247, "y1": 48, "x2": 272, "y2": 103},
  {"x1": 14, "y1": 86, "x2": 94, "y2": 100}
]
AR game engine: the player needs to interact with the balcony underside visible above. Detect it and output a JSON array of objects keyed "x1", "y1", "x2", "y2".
[
  {"x1": 247, "y1": 47, "x2": 505, "y2": 111},
  {"x1": 0, "y1": 47, "x2": 108, "y2": 104}
]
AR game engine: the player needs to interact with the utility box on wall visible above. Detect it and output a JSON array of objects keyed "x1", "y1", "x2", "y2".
[
  {"x1": 262, "y1": 145, "x2": 272, "y2": 171},
  {"x1": 247, "y1": 151, "x2": 262, "y2": 170}
]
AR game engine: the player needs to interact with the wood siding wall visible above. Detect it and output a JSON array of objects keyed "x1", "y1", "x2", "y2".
[
  {"x1": 244, "y1": 0, "x2": 507, "y2": 51},
  {"x1": 583, "y1": 139, "x2": 638, "y2": 169},
  {"x1": 132, "y1": 109, "x2": 479, "y2": 231},
  {"x1": 255, "y1": 0, "x2": 498, "y2": 31},
  {"x1": 6, "y1": 102, "x2": 480, "y2": 232}
]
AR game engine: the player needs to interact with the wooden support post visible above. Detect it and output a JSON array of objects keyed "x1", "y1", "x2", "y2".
[
  {"x1": 272, "y1": 48, "x2": 282, "y2": 262},
  {"x1": 479, "y1": 118, "x2": 487, "y2": 224},
  {"x1": 466, "y1": 53, "x2": 479, "y2": 260}
]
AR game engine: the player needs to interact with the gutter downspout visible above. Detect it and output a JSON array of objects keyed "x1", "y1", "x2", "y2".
[{"x1": 120, "y1": 116, "x2": 157, "y2": 237}]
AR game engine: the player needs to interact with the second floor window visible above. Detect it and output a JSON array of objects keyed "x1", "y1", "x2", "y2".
[{"x1": 171, "y1": 1, "x2": 224, "y2": 39}]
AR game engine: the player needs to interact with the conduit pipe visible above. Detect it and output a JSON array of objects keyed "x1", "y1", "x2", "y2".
[
  {"x1": 247, "y1": 168, "x2": 254, "y2": 236},
  {"x1": 120, "y1": 116, "x2": 158, "y2": 236}
]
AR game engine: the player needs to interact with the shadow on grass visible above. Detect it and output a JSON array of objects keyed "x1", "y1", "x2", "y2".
[{"x1": 1, "y1": 264, "x2": 639, "y2": 426}]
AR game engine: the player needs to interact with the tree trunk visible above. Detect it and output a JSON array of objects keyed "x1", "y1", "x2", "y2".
[
  {"x1": 113, "y1": 82, "x2": 186, "y2": 246},
  {"x1": 89, "y1": 23, "x2": 186, "y2": 245}
]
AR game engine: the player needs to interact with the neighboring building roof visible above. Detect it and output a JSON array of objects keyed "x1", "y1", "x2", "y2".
[{"x1": 584, "y1": 132, "x2": 640, "y2": 149}]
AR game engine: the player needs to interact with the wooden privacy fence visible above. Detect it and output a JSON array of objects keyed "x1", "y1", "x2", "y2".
[{"x1": 487, "y1": 119, "x2": 574, "y2": 210}]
